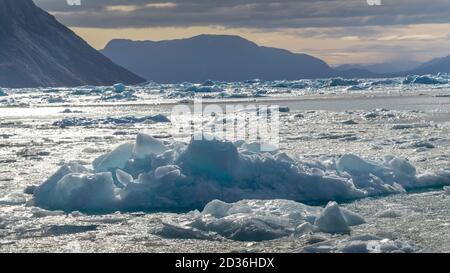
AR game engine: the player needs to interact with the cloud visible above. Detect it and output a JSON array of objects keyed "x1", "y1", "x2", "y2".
[
  {"x1": 377, "y1": 34, "x2": 441, "y2": 41},
  {"x1": 32, "y1": 0, "x2": 450, "y2": 29},
  {"x1": 31, "y1": 0, "x2": 450, "y2": 65}
]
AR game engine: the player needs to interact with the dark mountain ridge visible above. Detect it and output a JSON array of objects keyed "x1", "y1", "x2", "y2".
[
  {"x1": 102, "y1": 35, "x2": 378, "y2": 83},
  {"x1": 0, "y1": 0, "x2": 144, "y2": 88}
]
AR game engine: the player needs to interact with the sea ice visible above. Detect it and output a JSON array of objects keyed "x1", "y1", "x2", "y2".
[
  {"x1": 53, "y1": 115, "x2": 170, "y2": 128},
  {"x1": 33, "y1": 134, "x2": 450, "y2": 212},
  {"x1": 375, "y1": 209, "x2": 403, "y2": 218},
  {"x1": 392, "y1": 123, "x2": 430, "y2": 130}
]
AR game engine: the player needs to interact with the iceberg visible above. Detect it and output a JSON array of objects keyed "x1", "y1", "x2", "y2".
[
  {"x1": 403, "y1": 75, "x2": 448, "y2": 85},
  {"x1": 113, "y1": 83, "x2": 126, "y2": 93},
  {"x1": 313, "y1": 202, "x2": 365, "y2": 234},
  {"x1": 33, "y1": 134, "x2": 450, "y2": 212},
  {"x1": 328, "y1": 78, "x2": 360, "y2": 87},
  {"x1": 185, "y1": 85, "x2": 222, "y2": 93},
  {"x1": 370, "y1": 79, "x2": 400, "y2": 86},
  {"x1": 0, "y1": 87, "x2": 8, "y2": 96},
  {"x1": 201, "y1": 80, "x2": 215, "y2": 87}
]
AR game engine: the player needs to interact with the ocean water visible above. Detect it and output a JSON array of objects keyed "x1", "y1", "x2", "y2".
[{"x1": 0, "y1": 77, "x2": 449, "y2": 252}]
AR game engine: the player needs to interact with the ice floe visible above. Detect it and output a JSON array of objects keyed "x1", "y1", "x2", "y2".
[
  {"x1": 153, "y1": 199, "x2": 365, "y2": 241},
  {"x1": 392, "y1": 123, "x2": 431, "y2": 130},
  {"x1": 32, "y1": 134, "x2": 450, "y2": 212},
  {"x1": 337, "y1": 236, "x2": 414, "y2": 253},
  {"x1": 0, "y1": 193, "x2": 27, "y2": 205},
  {"x1": 53, "y1": 115, "x2": 170, "y2": 128}
]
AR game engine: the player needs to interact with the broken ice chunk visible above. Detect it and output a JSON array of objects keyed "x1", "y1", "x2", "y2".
[
  {"x1": 295, "y1": 222, "x2": 316, "y2": 235},
  {"x1": 113, "y1": 83, "x2": 126, "y2": 93},
  {"x1": 154, "y1": 221, "x2": 213, "y2": 240},
  {"x1": 116, "y1": 169, "x2": 133, "y2": 186},
  {"x1": 278, "y1": 106, "x2": 290, "y2": 113},
  {"x1": 444, "y1": 186, "x2": 450, "y2": 195},
  {"x1": 202, "y1": 199, "x2": 233, "y2": 218},
  {"x1": 93, "y1": 143, "x2": 134, "y2": 173},
  {"x1": 340, "y1": 119, "x2": 358, "y2": 125},
  {"x1": 340, "y1": 241, "x2": 370, "y2": 253},
  {"x1": 314, "y1": 202, "x2": 351, "y2": 234},
  {"x1": 154, "y1": 165, "x2": 181, "y2": 179},
  {"x1": 337, "y1": 154, "x2": 383, "y2": 175},
  {"x1": 340, "y1": 208, "x2": 366, "y2": 226},
  {"x1": 417, "y1": 171, "x2": 450, "y2": 188},
  {"x1": 34, "y1": 162, "x2": 89, "y2": 207},
  {"x1": 36, "y1": 172, "x2": 117, "y2": 211},
  {"x1": 133, "y1": 133, "x2": 168, "y2": 159},
  {"x1": 375, "y1": 209, "x2": 403, "y2": 218},
  {"x1": 0, "y1": 193, "x2": 27, "y2": 205}
]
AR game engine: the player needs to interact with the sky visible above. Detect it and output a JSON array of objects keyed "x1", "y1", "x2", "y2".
[{"x1": 32, "y1": 0, "x2": 450, "y2": 66}]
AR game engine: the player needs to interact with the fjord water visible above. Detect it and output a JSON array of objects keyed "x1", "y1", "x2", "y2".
[{"x1": 0, "y1": 78, "x2": 449, "y2": 252}]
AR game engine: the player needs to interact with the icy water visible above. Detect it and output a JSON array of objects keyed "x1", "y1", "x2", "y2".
[{"x1": 0, "y1": 78, "x2": 449, "y2": 253}]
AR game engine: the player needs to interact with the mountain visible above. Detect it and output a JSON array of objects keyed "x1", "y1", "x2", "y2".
[
  {"x1": 0, "y1": 0, "x2": 144, "y2": 88},
  {"x1": 102, "y1": 35, "x2": 375, "y2": 83},
  {"x1": 407, "y1": 55, "x2": 450, "y2": 75},
  {"x1": 335, "y1": 60, "x2": 422, "y2": 74}
]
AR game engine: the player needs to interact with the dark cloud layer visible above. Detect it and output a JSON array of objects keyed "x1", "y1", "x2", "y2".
[{"x1": 33, "y1": 0, "x2": 450, "y2": 29}]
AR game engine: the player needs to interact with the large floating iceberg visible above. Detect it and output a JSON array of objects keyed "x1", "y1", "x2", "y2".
[{"x1": 33, "y1": 133, "x2": 450, "y2": 212}]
